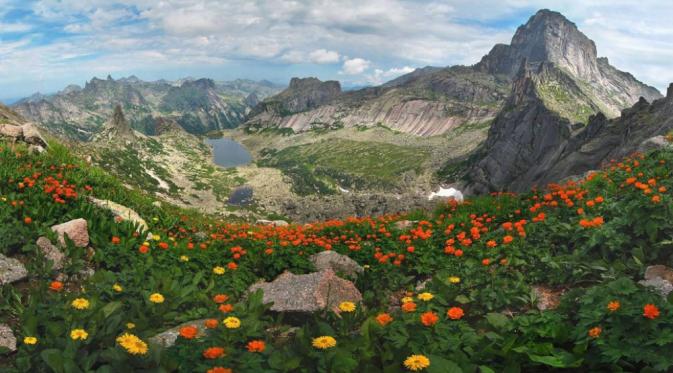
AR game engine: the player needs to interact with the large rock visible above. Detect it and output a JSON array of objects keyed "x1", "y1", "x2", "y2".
[
  {"x1": 0, "y1": 254, "x2": 28, "y2": 285},
  {"x1": 640, "y1": 265, "x2": 673, "y2": 297},
  {"x1": 639, "y1": 136, "x2": 671, "y2": 153},
  {"x1": 531, "y1": 285, "x2": 563, "y2": 311},
  {"x1": 309, "y1": 251, "x2": 363, "y2": 279},
  {"x1": 248, "y1": 269, "x2": 362, "y2": 313},
  {"x1": 36, "y1": 237, "x2": 65, "y2": 270},
  {"x1": 20, "y1": 123, "x2": 47, "y2": 147},
  {"x1": 149, "y1": 319, "x2": 208, "y2": 348},
  {"x1": 88, "y1": 197, "x2": 148, "y2": 232},
  {"x1": 0, "y1": 124, "x2": 22, "y2": 139},
  {"x1": 51, "y1": 218, "x2": 89, "y2": 248},
  {"x1": 0, "y1": 324, "x2": 17, "y2": 352}
]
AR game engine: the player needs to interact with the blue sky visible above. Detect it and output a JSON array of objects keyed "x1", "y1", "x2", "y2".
[{"x1": 1, "y1": 0, "x2": 673, "y2": 103}]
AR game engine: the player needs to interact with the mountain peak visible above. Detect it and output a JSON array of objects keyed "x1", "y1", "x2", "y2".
[{"x1": 93, "y1": 104, "x2": 136, "y2": 142}]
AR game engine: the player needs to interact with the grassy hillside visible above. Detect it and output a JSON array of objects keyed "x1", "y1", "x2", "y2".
[
  {"x1": 258, "y1": 139, "x2": 432, "y2": 194},
  {"x1": 2, "y1": 139, "x2": 673, "y2": 372}
]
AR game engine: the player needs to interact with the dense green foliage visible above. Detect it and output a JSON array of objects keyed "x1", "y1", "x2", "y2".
[{"x1": 1, "y1": 139, "x2": 673, "y2": 372}]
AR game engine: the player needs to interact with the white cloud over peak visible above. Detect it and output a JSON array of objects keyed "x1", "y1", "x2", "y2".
[
  {"x1": 341, "y1": 58, "x2": 371, "y2": 75},
  {"x1": 308, "y1": 49, "x2": 341, "y2": 64}
]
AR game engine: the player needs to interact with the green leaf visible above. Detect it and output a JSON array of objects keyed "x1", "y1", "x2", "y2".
[
  {"x1": 479, "y1": 366, "x2": 496, "y2": 373},
  {"x1": 101, "y1": 301, "x2": 122, "y2": 318},
  {"x1": 485, "y1": 313, "x2": 509, "y2": 329},
  {"x1": 427, "y1": 354, "x2": 463, "y2": 373},
  {"x1": 41, "y1": 348, "x2": 64, "y2": 373},
  {"x1": 455, "y1": 295, "x2": 470, "y2": 304}
]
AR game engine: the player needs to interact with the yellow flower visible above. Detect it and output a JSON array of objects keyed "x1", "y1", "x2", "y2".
[
  {"x1": 417, "y1": 292, "x2": 434, "y2": 301},
  {"x1": 152, "y1": 234, "x2": 160, "y2": 241},
  {"x1": 143, "y1": 241, "x2": 150, "y2": 246},
  {"x1": 213, "y1": 266, "x2": 226, "y2": 275},
  {"x1": 149, "y1": 293, "x2": 165, "y2": 303},
  {"x1": 169, "y1": 237, "x2": 175, "y2": 242},
  {"x1": 23, "y1": 336, "x2": 38, "y2": 345},
  {"x1": 71, "y1": 298, "x2": 90, "y2": 310},
  {"x1": 223, "y1": 316, "x2": 241, "y2": 329},
  {"x1": 152, "y1": 217, "x2": 159, "y2": 222},
  {"x1": 401, "y1": 296, "x2": 414, "y2": 304},
  {"x1": 312, "y1": 336, "x2": 337, "y2": 349},
  {"x1": 404, "y1": 354, "x2": 430, "y2": 371},
  {"x1": 448, "y1": 276, "x2": 461, "y2": 284},
  {"x1": 70, "y1": 329, "x2": 88, "y2": 341},
  {"x1": 363, "y1": 264, "x2": 370, "y2": 269},
  {"x1": 179, "y1": 255, "x2": 189, "y2": 262},
  {"x1": 116, "y1": 333, "x2": 149, "y2": 355},
  {"x1": 126, "y1": 323, "x2": 136, "y2": 329},
  {"x1": 338, "y1": 301, "x2": 356, "y2": 313},
  {"x1": 112, "y1": 284, "x2": 123, "y2": 292}
]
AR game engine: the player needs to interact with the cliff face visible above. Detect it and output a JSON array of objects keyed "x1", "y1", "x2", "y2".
[
  {"x1": 12, "y1": 77, "x2": 282, "y2": 140},
  {"x1": 467, "y1": 67, "x2": 673, "y2": 194},
  {"x1": 245, "y1": 67, "x2": 511, "y2": 136}
]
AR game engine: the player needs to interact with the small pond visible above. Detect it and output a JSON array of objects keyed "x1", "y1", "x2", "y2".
[{"x1": 205, "y1": 137, "x2": 252, "y2": 168}]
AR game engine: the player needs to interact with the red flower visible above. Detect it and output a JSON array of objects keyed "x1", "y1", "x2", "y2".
[
  {"x1": 207, "y1": 368, "x2": 232, "y2": 373},
  {"x1": 420, "y1": 311, "x2": 439, "y2": 326},
  {"x1": 179, "y1": 325, "x2": 199, "y2": 339},
  {"x1": 202, "y1": 346, "x2": 225, "y2": 359},
  {"x1": 138, "y1": 245, "x2": 149, "y2": 254},
  {"x1": 23, "y1": 217, "x2": 32, "y2": 225},
  {"x1": 246, "y1": 340, "x2": 266, "y2": 352},
  {"x1": 376, "y1": 313, "x2": 393, "y2": 326},
  {"x1": 111, "y1": 236, "x2": 120, "y2": 245},
  {"x1": 213, "y1": 294, "x2": 229, "y2": 304},
  {"x1": 204, "y1": 319, "x2": 219, "y2": 329},
  {"x1": 447, "y1": 307, "x2": 464, "y2": 320},
  {"x1": 643, "y1": 304, "x2": 660, "y2": 319},
  {"x1": 49, "y1": 281, "x2": 63, "y2": 292}
]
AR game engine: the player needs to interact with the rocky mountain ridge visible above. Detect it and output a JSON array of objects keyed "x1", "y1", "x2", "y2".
[
  {"x1": 245, "y1": 9, "x2": 659, "y2": 136},
  {"x1": 12, "y1": 76, "x2": 283, "y2": 140}
]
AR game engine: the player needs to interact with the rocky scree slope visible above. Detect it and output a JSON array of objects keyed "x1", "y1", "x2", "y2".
[
  {"x1": 12, "y1": 76, "x2": 282, "y2": 140},
  {"x1": 245, "y1": 9, "x2": 658, "y2": 136}
]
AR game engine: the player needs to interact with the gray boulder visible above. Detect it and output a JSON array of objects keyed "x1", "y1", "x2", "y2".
[
  {"x1": 0, "y1": 324, "x2": 16, "y2": 352},
  {"x1": 248, "y1": 269, "x2": 362, "y2": 313},
  {"x1": 36, "y1": 237, "x2": 65, "y2": 270},
  {"x1": 309, "y1": 251, "x2": 363, "y2": 279},
  {"x1": 51, "y1": 218, "x2": 89, "y2": 247},
  {"x1": 0, "y1": 254, "x2": 28, "y2": 285}
]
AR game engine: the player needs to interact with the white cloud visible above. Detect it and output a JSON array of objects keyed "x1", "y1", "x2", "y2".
[
  {"x1": 0, "y1": 0, "x2": 672, "y2": 97},
  {"x1": 341, "y1": 58, "x2": 371, "y2": 75},
  {"x1": 308, "y1": 49, "x2": 340, "y2": 64}
]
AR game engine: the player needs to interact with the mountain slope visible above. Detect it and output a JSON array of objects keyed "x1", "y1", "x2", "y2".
[
  {"x1": 12, "y1": 76, "x2": 282, "y2": 139},
  {"x1": 245, "y1": 9, "x2": 659, "y2": 136},
  {"x1": 466, "y1": 65, "x2": 673, "y2": 193}
]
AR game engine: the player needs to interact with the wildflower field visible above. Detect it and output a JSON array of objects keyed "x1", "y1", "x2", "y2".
[{"x1": 1, "y1": 140, "x2": 673, "y2": 372}]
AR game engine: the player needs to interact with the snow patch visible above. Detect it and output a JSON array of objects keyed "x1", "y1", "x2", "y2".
[{"x1": 428, "y1": 187, "x2": 463, "y2": 203}]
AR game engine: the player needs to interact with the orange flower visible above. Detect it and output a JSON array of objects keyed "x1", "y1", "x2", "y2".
[
  {"x1": 447, "y1": 307, "x2": 464, "y2": 320},
  {"x1": 502, "y1": 235, "x2": 513, "y2": 244},
  {"x1": 486, "y1": 240, "x2": 497, "y2": 248},
  {"x1": 179, "y1": 325, "x2": 199, "y2": 339},
  {"x1": 227, "y1": 262, "x2": 238, "y2": 270},
  {"x1": 202, "y1": 346, "x2": 225, "y2": 359},
  {"x1": 481, "y1": 258, "x2": 490, "y2": 266},
  {"x1": 218, "y1": 304, "x2": 234, "y2": 313},
  {"x1": 138, "y1": 245, "x2": 149, "y2": 254},
  {"x1": 643, "y1": 304, "x2": 660, "y2": 319},
  {"x1": 420, "y1": 311, "x2": 439, "y2": 326},
  {"x1": 158, "y1": 242, "x2": 169, "y2": 250},
  {"x1": 204, "y1": 319, "x2": 219, "y2": 329},
  {"x1": 607, "y1": 300, "x2": 620, "y2": 312},
  {"x1": 588, "y1": 326, "x2": 602, "y2": 338},
  {"x1": 23, "y1": 217, "x2": 32, "y2": 225},
  {"x1": 49, "y1": 280, "x2": 63, "y2": 292},
  {"x1": 376, "y1": 313, "x2": 393, "y2": 326},
  {"x1": 207, "y1": 367, "x2": 232, "y2": 373},
  {"x1": 213, "y1": 294, "x2": 229, "y2": 304},
  {"x1": 111, "y1": 236, "x2": 120, "y2": 245},
  {"x1": 652, "y1": 195, "x2": 661, "y2": 203},
  {"x1": 246, "y1": 340, "x2": 266, "y2": 352},
  {"x1": 401, "y1": 302, "x2": 417, "y2": 313}
]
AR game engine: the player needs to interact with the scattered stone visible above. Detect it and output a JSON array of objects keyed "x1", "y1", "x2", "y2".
[
  {"x1": 248, "y1": 269, "x2": 362, "y2": 313},
  {"x1": 641, "y1": 265, "x2": 673, "y2": 297},
  {"x1": 20, "y1": 123, "x2": 48, "y2": 147},
  {"x1": 644, "y1": 265, "x2": 673, "y2": 283},
  {"x1": 428, "y1": 187, "x2": 464, "y2": 203},
  {"x1": 394, "y1": 220, "x2": 416, "y2": 230},
  {"x1": 309, "y1": 251, "x2": 363, "y2": 279},
  {"x1": 55, "y1": 267, "x2": 95, "y2": 283},
  {"x1": 51, "y1": 218, "x2": 89, "y2": 248},
  {"x1": 194, "y1": 231, "x2": 208, "y2": 242},
  {"x1": 639, "y1": 278, "x2": 673, "y2": 298},
  {"x1": 0, "y1": 324, "x2": 17, "y2": 352},
  {"x1": 532, "y1": 285, "x2": 564, "y2": 311},
  {"x1": 256, "y1": 219, "x2": 273, "y2": 225},
  {"x1": 415, "y1": 277, "x2": 432, "y2": 292},
  {"x1": 638, "y1": 136, "x2": 671, "y2": 153},
  {"x1": 88, "y1": 197, "x2": 148, "y2": 232},
  {"x1": 149, "y1": 319, "x2": 208, "y2": 348},
  {"x1": 0, "y1": 254, "x2": 28, "y2": 285},
  {"x1": 152, "y1": 201, "x2": 162, "y2": 208},
  {"x1": 36, "y1": 237, "x2": 65, "y2": 270}
]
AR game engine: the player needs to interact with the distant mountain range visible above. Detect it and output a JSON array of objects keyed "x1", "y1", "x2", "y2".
[{"x1": 12, "y1": 76, "x2": 283, "y2": 140}]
